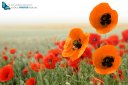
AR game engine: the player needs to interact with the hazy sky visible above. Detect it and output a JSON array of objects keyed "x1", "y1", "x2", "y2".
[{"x1": 0, "y1": 0, "x2": 128, "y2": 24}]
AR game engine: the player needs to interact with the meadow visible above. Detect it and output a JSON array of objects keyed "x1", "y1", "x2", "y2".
[{"x1": 0, "y1": 25, "x2": 128, "y2": 85}]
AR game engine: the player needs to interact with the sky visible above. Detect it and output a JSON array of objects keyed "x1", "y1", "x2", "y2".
[{"x1": 0, "y1": 0, "x2": 128, "y2": 24}]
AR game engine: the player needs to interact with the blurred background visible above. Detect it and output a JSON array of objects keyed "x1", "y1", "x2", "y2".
[{"x1": 0, "y1": 0, "x2": 128, "y2": 41}]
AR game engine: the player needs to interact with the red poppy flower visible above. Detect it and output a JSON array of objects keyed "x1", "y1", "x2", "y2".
[
  {"x1": 10, "y1": 48, "x2": 16, "y2": 54},
  {"x1": 2, "y1": 55, "x2": 8, "y2": 61},
  {"x1": 27, "y1": 51, "x2": 33, "y2": 59},
  {"x1": 110, "y1": 70, "x2": 124, "y2": 80},
  {"x1": 30, "y1": 62, "x2": 44, "y2": 72},
  {"x1": 68, "y1": 58, "x2": 80, "y2": 73},
  {"x1": 25, "y1": 78, "x2": 36, "y2": 85},
  {"x1": 81, "y1": 47, "x2": 92, "y2": 59},
  {"x1": 118, "y1": 70, "x2": 124, "y2": 80},
  {"x1": 124, "y1": 49, "x2": 128, "y2": 54},
  {"x1": 54, "y1": 41, "x2": 59, "y2": 45},
  {"x1": 28, "y1": 51, "x2": 32, "y2": 55},
  {"x1": 4, "y1": 46, "x2": 8, "y2": 51},
  {"x1": 68, "y1": 58, "x2": 80, "y2": 68},
  {"x1": 55, "y1": 40, "x2": 65, "y2": 47},
  {"x1": 58, "y1": 40, "x2": 65, "y2": 50},
  {"x1": 98, "y1": 39, "x2": 110, "y2": 48},
  {"x1": 118, "y1": 50, "x2": 124, "y2": 57},
  {"x1": 0, "y1": 65, "x2": 14, "y2": 82},
  {"x1": 122, "y1": 29, "x2": 128, "y2": 42},
  {"x1": 118, "y1": 43, "x2": 125, "y2": 49},
  {"x1": 34, "y1": 53, "x2": 43, "y2": 62},
  {"x1": 55, "y1": 40, "x2": 65, "y2": 51},
  {"x1": 1, "y1": 51, "x2": 5, "y2": 55},
  {"x1": 110, "y1": 73, "x2": 117, "y2": 80},
  {"x1": 48, "y1": 49, "x2": 60, "y2": 56},
  {"x1": 107, "y1": 35, "x2": 119, "y2": 46},
  {"x1": 43, "y1": 54, "x2": 60, "y2": 69},
  {"x1": 89, "y1": 33, "x2": 101, "y2": 48},
  {"x1": 13, "y1": 56, "x2": 17, "y2": 59},
  {"x1": 20, "y1": 54, "x2": 24, "y2": 57},
  {"x1": 22, "y1": 67, "x2": 29, "y2": 75},
  {"x1": 90, "y1": 77, "x2": 104, "y2": 85}
]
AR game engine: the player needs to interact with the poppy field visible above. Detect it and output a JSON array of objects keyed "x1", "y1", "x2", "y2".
[{"x1": 0, "y1": 2, "x2": 128, "y2": 85}]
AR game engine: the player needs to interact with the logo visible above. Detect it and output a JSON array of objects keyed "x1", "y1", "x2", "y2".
[
  {"x1": 2, "y1": 1, "x2": 10, "y2": 10},
  {"x1": 2, "y1": 1, "x2": 37, "y2": 10}
]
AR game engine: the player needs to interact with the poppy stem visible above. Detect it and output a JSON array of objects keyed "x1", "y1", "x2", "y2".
[
  {"x1": 39, "y1": 72, "x2": 43, "y2": 85},
  {"x1": 116, "y1": 71, "x2": 121, "y2": 84},
  {"x1": 91, "y1": 75, "x2": 104, "y2": 84}
]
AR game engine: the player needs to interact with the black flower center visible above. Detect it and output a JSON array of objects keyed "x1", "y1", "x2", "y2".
[
  {"x1": 102, "y1": 56, "x2": 114, "y2": 67},
  {"x1": 100, "y1": 13, "x2": 111, "y2": 26},
  {"x1": 73, "y1": 39, "x2": 82, "y2": 50}
]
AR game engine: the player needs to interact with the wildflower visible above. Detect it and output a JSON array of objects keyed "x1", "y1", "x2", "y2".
[
  {"x1": 22, "y1": 67, "x2": 29, "y2": 75},
  {"x1": 118, "y1": 50, "x2": 124, "y2": 57},
  {"x1": 107, "y1": 35, "x2": 119, "y2": 45},
  {"x1": 90, "y1": 77, "x2": 104, "y2": 85},
  {"x1": 92, "y1": 45, "x2": 121, "y2": 74},
  {"x1": 1, "y1": 51, "x2": 5, "y2": 55},
  {"x1": 89, "y1": 3, "x2": 118, "y2": 34},
  {"x1": 34, "y1": 53, "x2": 43, "y2": 62},
  {"x1": 4, "y1": 46, "x2": 8, "y2": 51},
  {"x1": 48, "y1": 49, "x2": 60, "y2": 56},
  {"x1": 55, "y1": 40, "x2": 65, "y2": 52},
  {"x1": 81, "y1": 47, "x2": 92, "y2": 59},
  {"x1": 0, "y1": 65, "x2": 14, "y2": 82},
  {"x1": 98, "y1": 39, "x2": 110, "y2": 48},
  {"x1": 110, "y1": 70, "x2": 124, "y2": 80},
  {"x1": 118, "y1": 70, "x2": 124, "y2": 80},
  {"x1": 27, "y1": 51, "x2": 33, "y2": 59},
  {"x1": 122, "y1": 29, "x2": 128, "y2": 42},
  {"x1": 43, "y1": 54, "x2": 60, "y2": 69},
  {"x1": 110, "y1": 73, "x2": 117, "y2": 80},
  {"x1": 68, "y1": 58, "x2": 80, "y2": 73},
  {"x1": 118, "y1": 43, "x2": 125, "y2": 49},
  {"x1": 30, "y1": 62, "x2": 44, "y2": 72},
  {"x1": 89, "y1": 33, "x2": 101, "y2": 48},
  {"x1": 2, "y1": 55, "x2": 8, "y2": 61},
  {"x1": 68, "y1": 58, "x2": 80, "y2": 69},
  {"x1": 10, "y1": 48, "x2": 16, "y2": 54},
  {"x1": 25, "y1": 78, "x2": 36, "y2": 85},
  {"x1": 62, "y1": 28, "x2": 89, "y2": 61}
]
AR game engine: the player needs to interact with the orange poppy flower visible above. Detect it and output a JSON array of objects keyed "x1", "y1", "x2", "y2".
[
  {"x1": 92, "y1": 45, "x2": 121, "y2": 74},
  {"x1": 89, "y1": 3, "x2": 118, "y2": 34},
  {"x1": 62, "y1": 28, "x2": 89, "y2": 61}
]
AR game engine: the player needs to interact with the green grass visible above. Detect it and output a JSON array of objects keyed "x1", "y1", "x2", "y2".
[{"x1": 0, "y1": 28, "x2": 128, "y2": 85}]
